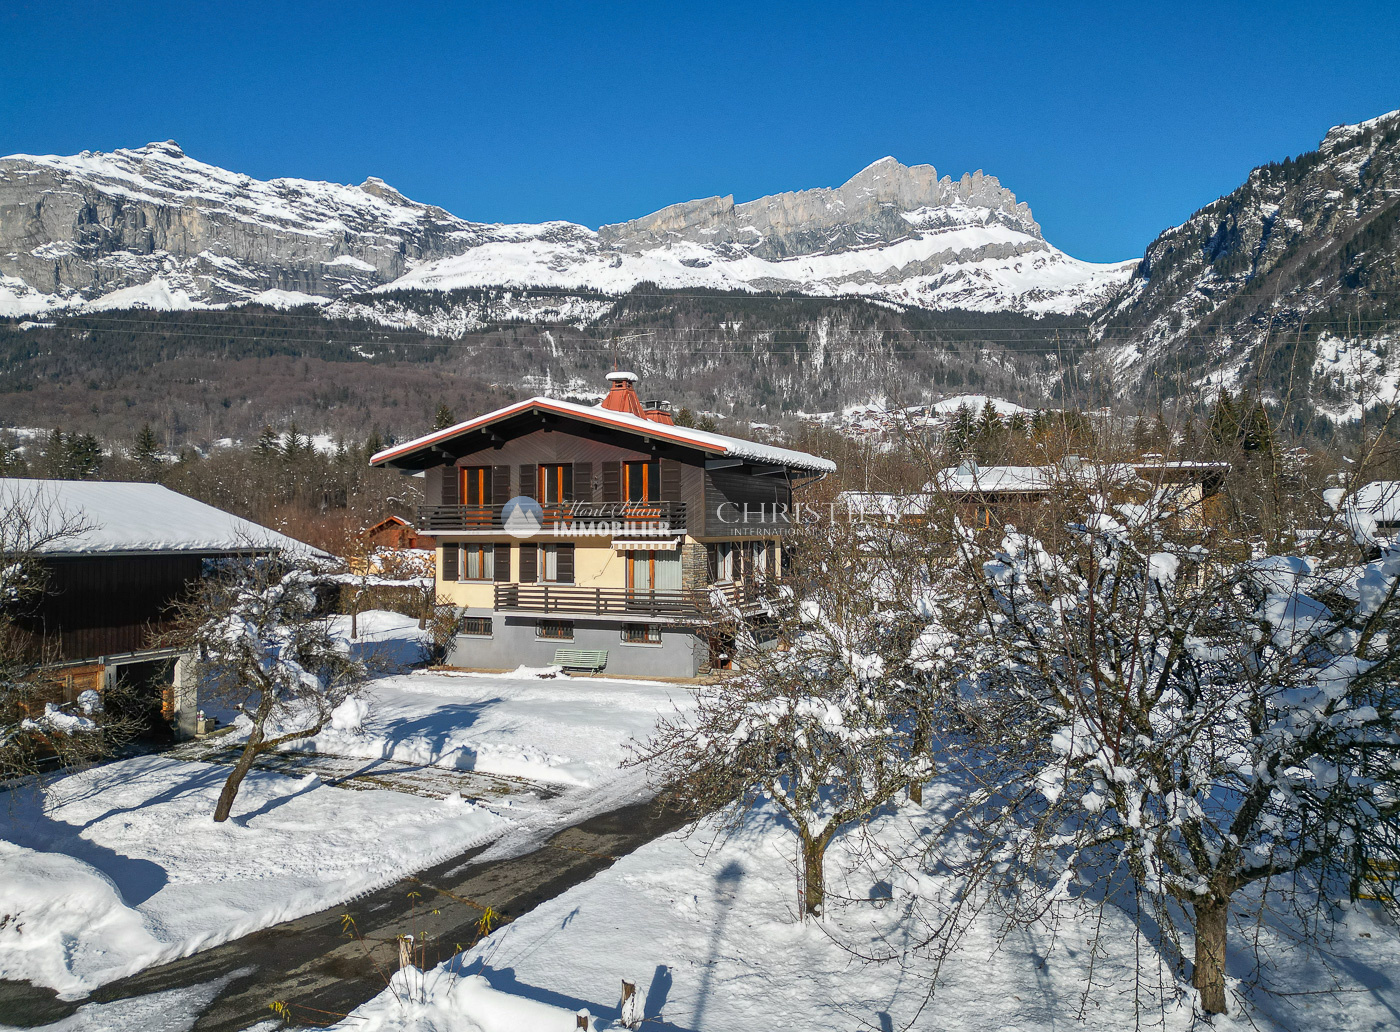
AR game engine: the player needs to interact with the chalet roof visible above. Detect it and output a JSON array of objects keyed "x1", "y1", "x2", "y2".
[
  {"x1": 0, "y1": 479, "x2": 322, "y2": 556},
  {"x1": 370, "y1": 396, "x2": 836, "y2": 474}
]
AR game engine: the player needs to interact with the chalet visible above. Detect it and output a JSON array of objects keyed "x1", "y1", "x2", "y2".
[
  {"x1": 370, "y1": 372, "x2": 835, "y2": 677},
  {"x1": 2, "y1": 479, "x2": 316, "y2": 739}
]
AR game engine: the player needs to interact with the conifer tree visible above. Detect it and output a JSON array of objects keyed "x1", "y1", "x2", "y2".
[{"x1": 431, "y1": 403, "x2": 456, "y2": 431}]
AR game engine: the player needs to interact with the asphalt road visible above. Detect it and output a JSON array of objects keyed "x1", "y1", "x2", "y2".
[{"x1": 0, "y1": 796, "x2": 692, "y2": 1031}]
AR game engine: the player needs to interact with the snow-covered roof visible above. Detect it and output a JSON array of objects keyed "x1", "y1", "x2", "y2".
[
  {"x1": 931, "y1": 462, "x2": 1144, "y2": 495},
  {"x1": 371, "y1": 396, "x2": 835, "y2": 474},
  {"x1": 0, "y1": 479, "x2": 322, "y2": 556}
]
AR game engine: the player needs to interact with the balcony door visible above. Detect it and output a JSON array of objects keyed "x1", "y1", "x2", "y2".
[{"x1": 627, "y1": 549, "x2": 681, "y2": 595}]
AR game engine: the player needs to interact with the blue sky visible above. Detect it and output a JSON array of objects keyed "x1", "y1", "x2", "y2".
[{"x1": 2, "y1": 1, "x2": 1396, "y2": 262}]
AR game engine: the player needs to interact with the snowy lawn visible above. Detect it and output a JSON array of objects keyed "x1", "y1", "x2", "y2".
[
  {"x1": 0, "y1": 660, "x2": 692, "y2": 999},
  {"x1": 333, "y1": 800, "x2": 1400, "y2": 1032},
  {"x1": 286, "y1": 669, "x2": 693, "y2": 791},
  {"x1": 0, "y1": 755, "x2": 501, "y2": 997}
]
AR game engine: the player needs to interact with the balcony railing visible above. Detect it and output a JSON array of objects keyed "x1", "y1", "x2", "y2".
[
  {"x1": 492, "y1": 580, "x2": 783, "y2": 621},
  {"x1": 419, "y1": 500, "x2": 686, "y2": 536}
]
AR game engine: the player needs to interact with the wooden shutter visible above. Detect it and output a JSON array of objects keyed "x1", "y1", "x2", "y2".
[
  {"x1": 556, "y1": 543, "x2": 574, "y2": 584},
  {"x1": 493, "y1": 543, "x2": 511, "y2": 582},
  {"x1": 518, "y1": 543, "x2": 537, "y2": 583},
  {"x1": 492, "y1": 465, "x2": 511, "y2": 503},
  {"x1": 706, "y1": 544, "x2": 718, "y2": 581},
  {"x1": 562, "y1": 464, "x2": 574, "y2": 502},
  {"x1": 574, "y1": 461, "x2": 593, "y2": 502},
  {"x1": 441, "y1": 466, "x2": 460, "y2": 506},
  {"x1": 441, "y1": 543, "x2": 459, "y2": 581},
  {"x1": 660, "y1": 459, "x2": 682, "y2": 501},
  {"x1": 601, "y1": 461, "x2": 621, "y2": 502},
  {"x1": 518, "y1": 464, "x2": 537, "y2": 500}
]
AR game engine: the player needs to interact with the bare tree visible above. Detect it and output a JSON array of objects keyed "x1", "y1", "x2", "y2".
[
  {"x1": 174, "y1": 555, "x2": 371, "y2": 822},
  {"x1": 904, "y1": 448, "x2": 1400, "y2": 1016},
  {"x1": 637, "y1": 522, "x2": 935, "y2": 917}
]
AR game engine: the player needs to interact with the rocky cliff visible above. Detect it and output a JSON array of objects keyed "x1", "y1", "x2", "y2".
[{"x1": 0, "y1": 141, "x2": 483, "y2": 312}]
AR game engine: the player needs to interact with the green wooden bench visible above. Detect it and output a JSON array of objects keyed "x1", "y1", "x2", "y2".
[{"x1": 553, "y1": 648, "x2": 608, "y2": 673}]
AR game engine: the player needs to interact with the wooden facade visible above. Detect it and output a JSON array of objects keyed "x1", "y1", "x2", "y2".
[{"x1": 15, "y1": 553, "x2": 204, "y2": 663}]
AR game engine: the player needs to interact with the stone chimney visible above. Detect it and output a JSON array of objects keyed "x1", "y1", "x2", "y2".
[{"x1": 599, "y1": 372, "x2": 674, "y2": 424}]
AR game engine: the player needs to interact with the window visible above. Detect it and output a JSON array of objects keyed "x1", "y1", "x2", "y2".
[
  {"x1": 708, "y1": 542, "x2": 736, "y2": 582},
  {"x1": 622, "y1": 623, "x2": 661, "y2": 645},
  {"x1": 538, "y1": 464, "x2": 573, "y2": 504},
  {"x1": 623, "y1": 460, "x2": 659, "y2": 502},
  {"x1": 628, "y1": 549, "x2": 681, "y2": 593},
  {"x1": 461, "y1": 466, "x2": 493, "y2": 506},
  {"x1": 537, "y1": 619, "x2": 574, "y2": 640},
  {"x1": 462, "y1": 543, "x2": 495, "y2": 580},
  {"x1": 537, "y1": 543, "x2": 574, "y2": 584},
  {"x1": 460, "y1": 617, "x2": 492, "y2": 637}
]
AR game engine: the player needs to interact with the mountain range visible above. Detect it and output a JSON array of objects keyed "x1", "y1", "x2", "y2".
[
  {"x1": 2, "y1": 109, "x2": 1399, "y2": 439},
  {"x1": 0, "y1": 144, "x2": 1133, "y2": 321}
]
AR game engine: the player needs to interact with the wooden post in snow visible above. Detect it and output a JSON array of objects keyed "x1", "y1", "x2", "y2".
[
  {"x1": 575, "y1": 1009, "x2": 591, "y2": 1030},
  {"x1": 620, "y1": 979, "x2": 642, "y2": 1028},
  {"x1": 397, "y1": 935, "x2": 412, "y2": 971}
]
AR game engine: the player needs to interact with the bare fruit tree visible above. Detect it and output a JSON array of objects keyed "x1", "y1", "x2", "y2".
[
  {"x1": 176, "y1": 554, "x2": 371, "y2": 822},
  {"x1": 912, "y1": 464, "x2": 1400, "y2": 1016},
  {"x1": 638, "y1": 522, "x2": 935, "y2": 917}
]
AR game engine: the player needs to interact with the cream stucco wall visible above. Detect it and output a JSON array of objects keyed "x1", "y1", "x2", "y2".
[{"x1": 434, "y1": 532, "x2": 782, "y2": 608}]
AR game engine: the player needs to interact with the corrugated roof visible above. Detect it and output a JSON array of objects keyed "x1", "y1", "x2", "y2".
[
  {"x1": 0, "y1": 479, "x2": 322, "y2": 555},
  {"x1": 370, "y1": 396, "x2": 835, "y2": 474}
]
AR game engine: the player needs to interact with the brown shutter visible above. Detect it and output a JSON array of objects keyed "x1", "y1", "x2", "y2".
[
  {"x1": 441, "y1": 466, "x2": 460, "y2": 506},
  {"x1": 562, "y1": 464, "x2": 574, "y2": 502},
  {"x1": 518, "y1": 464, "x2": 537, "y2": 500},
  {"x1": 492, "y1": 465, "x2": 511, "y2": 503},
  {"x1": 519, "y1": 543, "x2": 537, "y2": 583},
  {"x1": 601, "y1": 461, "x2": 621, "y2": 502},
  {"x1": 441, "y1": 543, "x2": 459, "y2": 581},
  {"x1": 493, "y1": 543, "x2": 511, "y2": 582},
  {"x1": 707, "y1": 544, "x2": 718, "y2": 581},
  {"x1": 660, "y1": 459, "x2": 682, "y2": 501},
  {"x1": 574, "y1": 462, "x2": 593, "y2": 502},
  {"x1": 556, "y1": 543, "x2": 574, "y2": 585}
]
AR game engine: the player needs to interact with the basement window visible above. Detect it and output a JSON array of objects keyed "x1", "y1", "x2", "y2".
[
  {"x1": 460, "y1": 617, "x2": 493, "y2": 637},
  {"x1": 621, "y1": 623, "x2": 662, "y2": 645},
  {"x1": 536, "y1": 620, "x2": 574, "y2": 641}
]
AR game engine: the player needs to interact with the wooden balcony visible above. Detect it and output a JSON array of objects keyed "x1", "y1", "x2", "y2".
[
  {"x1": 492, "y1": 580, "x2": 783, "y2": 621},
  {"x1": 419, "y1": 500, "x2": 686, "y2": 536}
]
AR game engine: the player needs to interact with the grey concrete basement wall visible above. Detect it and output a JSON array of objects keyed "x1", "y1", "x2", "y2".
[{"x1": 445, "y1": 612, "x2": 706, "y2": 678}]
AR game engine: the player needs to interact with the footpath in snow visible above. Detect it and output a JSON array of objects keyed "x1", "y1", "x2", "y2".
[{"x1": 0, "y1": 619, "x2": 692, "y2": 999}]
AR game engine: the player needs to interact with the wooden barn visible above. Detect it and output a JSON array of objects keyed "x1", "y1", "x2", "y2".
[{"x1": 2, "y1": 479, "x2": 317, "y2": 740}]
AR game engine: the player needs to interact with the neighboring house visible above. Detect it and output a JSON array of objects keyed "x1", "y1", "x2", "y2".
[
  {"x1": 839, "y1": 458, "x2": 1229, "y2": 530},
  {"x1": 370, "y1": 372, "x2": 835, "y2": 677},
  {"x1": 363, "y1": 515, "x2": 436, "y2": 552},
  {"x1": 350, "y1": 515, "x2": 435, "y2": 578},
  {"x1": 1, "y1": 479, "x2": 316, "y2": 739}
]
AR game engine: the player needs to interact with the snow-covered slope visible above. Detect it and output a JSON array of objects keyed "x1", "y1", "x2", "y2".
[
  {"x1": 1092, "y1": 108, "x2": 1400, "y2": 414},
  {"x1": 0, "y1": 144, "x2": 1133, "y2": 319}
]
